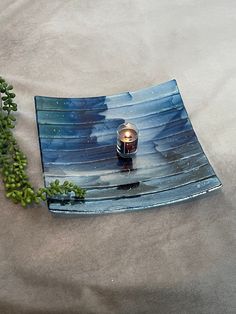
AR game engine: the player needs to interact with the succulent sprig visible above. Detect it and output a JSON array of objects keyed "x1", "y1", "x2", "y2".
[{"x1": 0, "y1": 76, "x2": 86, "y2": 207}]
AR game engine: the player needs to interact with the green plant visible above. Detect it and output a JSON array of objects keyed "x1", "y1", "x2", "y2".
[{"x1": 0, "y1": 76, "x2": 86, "y2": 207}]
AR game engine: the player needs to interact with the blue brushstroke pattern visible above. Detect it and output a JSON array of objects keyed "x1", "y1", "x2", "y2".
[{"x1": 35, "y1": 79, "x2": 222, "y2": 215}]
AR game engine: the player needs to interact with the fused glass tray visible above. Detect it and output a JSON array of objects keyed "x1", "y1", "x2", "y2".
[{"x1": 35, "y1": 80, "x2": 222, "y2": 215}]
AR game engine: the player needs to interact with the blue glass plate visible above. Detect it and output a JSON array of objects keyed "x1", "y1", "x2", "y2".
[{"x1": 35, "y1": 80, "x2": 222, "y2": 215}]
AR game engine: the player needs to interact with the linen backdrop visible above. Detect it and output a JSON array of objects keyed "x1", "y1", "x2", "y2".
[{"x1": 0, "y1": 0, "x2": 235, "y2": 313}]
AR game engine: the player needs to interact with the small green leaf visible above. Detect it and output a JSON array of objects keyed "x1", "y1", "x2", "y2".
[{"x1": 8, "y1": 115, "x2": 16, "y2": 121}]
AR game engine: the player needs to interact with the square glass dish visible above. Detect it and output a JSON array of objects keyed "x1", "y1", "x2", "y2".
[{"x1": 35, "y1": 80, "x2": 222, "y2": 215}]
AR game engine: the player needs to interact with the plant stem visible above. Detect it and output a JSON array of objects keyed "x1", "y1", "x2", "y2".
[{"x1": 0, "y1": 76, "x2": 86, "y2": 207}]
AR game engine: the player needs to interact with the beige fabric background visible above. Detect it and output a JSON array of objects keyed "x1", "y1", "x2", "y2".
[{"x1": 0, "y1": 0, "x2": 236, "y2": 313}]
